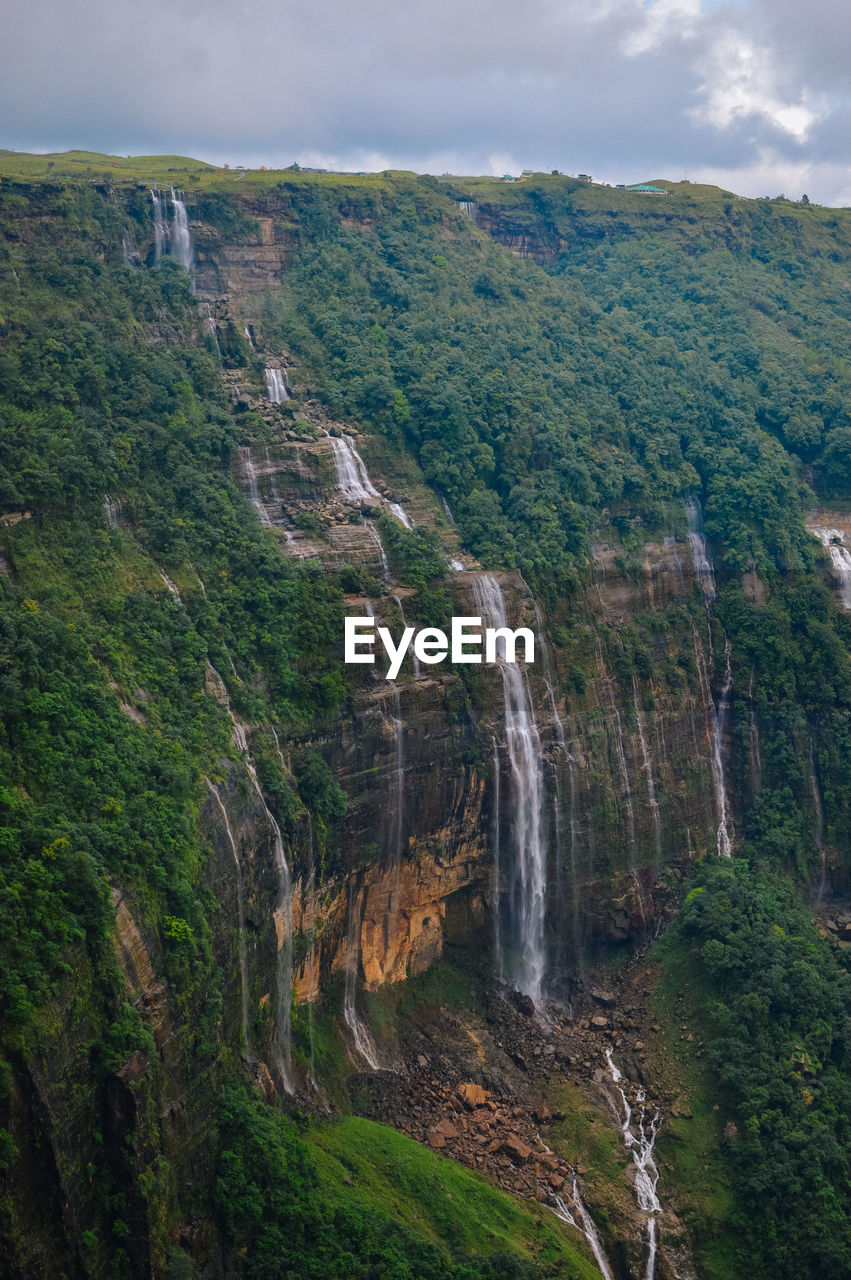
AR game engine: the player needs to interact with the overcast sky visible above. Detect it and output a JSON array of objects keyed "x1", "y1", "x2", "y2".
[{"x1": 2, "y1": 0, "x2": 850, "y2": 204}]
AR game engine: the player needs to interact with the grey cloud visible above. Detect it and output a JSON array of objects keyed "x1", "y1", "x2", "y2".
[{"x1": 0, "y1": 0, "x2": 849, "y2": 202}]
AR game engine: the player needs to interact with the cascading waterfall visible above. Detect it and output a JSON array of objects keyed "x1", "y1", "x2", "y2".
[
  {"x1": 632, "y1": 678, "x2": 662, "y2": 860},
  {"x1": 605, "y1": 1049, "x2": 662, "y2": 1280},
  {"x1": 387, "y1": 501, "x2": 413, "y2": 529},
  {"x1": 343, "y1": 881, "x2": 381, "y2": 1069},
  {"x1": 684, "y1": 497, "x2": 716, "y2": 603},
  {"x1": 684, "y1": 500, "x2": 734, "y2": 858},
  {"x1": 595, "y1": 638, "x2": 637, "y2": 865},
  {"x1": 104, "y1": 495, "x2": 120, "y2": 529},
  {"x1": 713, "y1": 641, "x2": 733, "y2": 858},
  {"x1": 458, "y1": 201, "x2": 477, "y2": 221},
  {"x1": 206, "y1": 780, "x2": 251, "y2": 1052},
  {"x1": 330, "y1": 435, "x2": 382, "y2": 503},
  {"x1": 491, "y1": 738, "x2": 503, "y2": 980},
  {"x1": 204, "y1": 304, "x2": 222, "y2": 363},
  {"x1": 244, "y1": 325, "x2": 255, "y2": 349},
  {"x1": 206, "y1": 664, "x2": 295, "y2": 1091},
  {"x1": 812, "y1": 527, "x2": 851, "y2": 609},
  {"x1": 159, "y1": 570, "x2": 181, "y2": 600},
  {"x1": 265, "y1": 367, "x2": 289, "y2": 403},
  {"x1": 150, "y1": 188, "x2": 165, "y2": 262},
  {"x1": 329, "y1": 433, "x2": 413, "y2": 527},
  {"x1": 551, "y1": 1178, "x2": 615, "y2": 1280},
  {"x1": 472, "y1": 574, "x2": 547, "y2": 1005},
  {"x1": 169, "y1": 188, "x2": 193, "y2": 272},
  {"x1": 533, "y1": 601, "x2": 582, "y2": 968},
  {"x1": 239, "y1": 445, "x2": 271, "y2": 527},
  {"x1": 393, "y1": 595, "x2": 420, "y2": 677}
]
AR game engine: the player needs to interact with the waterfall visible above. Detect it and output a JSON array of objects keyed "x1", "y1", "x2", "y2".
[
  {"x1": 440, "y1": 495, "x2": 455, "y2": 524},
  {"x1": 605, "y1": 1049, "x2": 662, "y2": 1280},
  {"x1": 169, "y1": 188, "x2": 193, "y2": 272},
  {"x1": 632, "y1": 678, "x2": 662, "y2": 860},
  {"x1": 713, "y1": 641, "x2": 733, "y2": 858},
  {"x1": 330, "y1": 435, "x2": 382, "y2": 503},
  {"x1": 692, "y1": 633, "x2": 733, "y2": 858},
  {"x1": 265, "y1": 367, "x2": 289, "y2": 403},
  {"x1": 393, "y1": 595, "x2": 420, "y2": 676},
  {"x1": 239, "y1": 445, "x2": 271, "y2": 526},
  {"x1": 329, "y1": 434, "x2": 413, "y2": 527},
  {"x1": 204, "y1": 304, "x2": 222, "y2": 363},
  {"x1": 367, "y1": 523, "x2": 389, "y2": 575},
  {"x1": 491, "y1": 738, "x2": 503, "y2": 980},
  {"x1": 449, "y1": 558, "x2": 465, "y2": 572},
  {"x1": 812, "y1": 527, "x2": 851, "y2": 609},
  {"x1": 206, "y1": 780, "x2": 251, "y2": 1052},
  {"x1": 684, "y1": 497, "x2": 716, "y2": 603},
  {"x1": 121, "y1": 229, "x2": 134, "y2": 265},
  {"x1": 595, "y1": 638, "x2": 637, "y2": 865},
  {"x1": 533, "y1": 600, "x2": 582, "y2": 969},
  {"x1": 684, "y1": 500, "x2": 734, "y2": 858},
  {"x1": 244, "y1": 325, "x2": 255, "y2": 349},
  {"x1": 458, "y1": 201, "x2": 477, "y2": 222},
  {"x1": 206, "y1": 665, "x2": 295, "y2": 1091},
  {"x1": 343, "y1": 881, "x2": 381, "y2": 1069},
  {"x1": 150, "y1": 188, "x2": 165, "y2": 262},
  {"x1": 387, "y1": 501, "x2": 413, "y2": 529},
  {"x1": 472, "y1": 574, "x2": 547, "y2": 1005},
  {"x1": 104, "y1": 495, "x2": 120, "y2": 529},
  {"x1": 551, "y1": 1178, "x2": 614, "y2": 1280},
  {"x1": 159, "y1": 569, "x2": 181, "y2": 600},
  {"x1": 244, "y1": 759, "x2": 295, "y2": 1093}
]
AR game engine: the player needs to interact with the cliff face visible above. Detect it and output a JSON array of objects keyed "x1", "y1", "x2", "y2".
[{"x1": 8, "y1": 174, "x2": 838, "y2": 1280}]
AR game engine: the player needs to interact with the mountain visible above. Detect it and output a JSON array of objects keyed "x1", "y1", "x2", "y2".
[{"x1": 0, "y1": 153, "x2": 850, "y2": 1280}]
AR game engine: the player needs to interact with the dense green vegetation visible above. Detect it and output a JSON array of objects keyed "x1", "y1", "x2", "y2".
[
  {"x1": 1, "y1": 156, "x2": 850, "y2": 1279},
  {"x1": 216, "y1": 1087, "x2": 599, "y2": 1280},
  {"x1": 660, "y1": 861, "x2": 851, "y2": 1279}
]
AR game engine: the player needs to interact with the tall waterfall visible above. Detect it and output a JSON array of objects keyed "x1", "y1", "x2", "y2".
[
  {"x1": 265, "y1": 368, "x2": 289, "y2": 403},
  {"x1": 169, "y1": 188, "x2": 193, "y2": 272},
  {"x1": 393, "y1": 595, "x2": 420, "y2": 676},
  {"x1": 684, "y1": 499, "x2": 733, "y2": 858},
  {"x1": 206, "y1": 780, "x2": 251, "y2": 1052},
  {"x1": 595, "y1": 638, "x2": 637, "y2": 865},
  {"x1": 343, "y1": 881, "x2": 381, "y2": 1069},
  {"x1": 533, "y1": 601, "x2": 582, "y2": 969},
  {"x1": 150, "y1": 188, "x2": 165, "y2": 262},
  {"x1": 330, "y1": 434, "x2": 413, "y2": 527},
  {"x1": 632, "y1": 678, "x2": 662, "y2": 859},
  {"x1": 551, "y1": 1178, "x2": 614, "y2": 1280},
  {"x1": 606, "y1": 1049, "x2": 662, "y2": 1280},
  {"x1": 239, "y1": 446, "x2": 271, "y2": 526},
  {"x1": 204, "y1": 304, "x2": 222, "y2": 363},
  {"x1": 458, "y1": 201, "x2": 477, "y2": 221},
  {"x1": 812, "y1": 527, "x2": 851, "y2": 609},
  {"x1": 331, "y1": 435, "x2": 382, "y2": 503},
  {"x1": 473, "y1": 574, "x2": 547, "y2": 1005},
  {"x1": 206, "y1": 664, "x2": 295, "y2": 1091},
  {"x1": 684, "y1": 497, "x2": 716, "y2": 602},
  {"x1": 693, "y1": 633, "x2": 733, "y2": 858}
]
